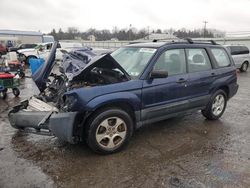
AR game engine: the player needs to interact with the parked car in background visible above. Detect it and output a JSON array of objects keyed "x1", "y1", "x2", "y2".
[
  {"x1": 0, "y1": 44, "x2": 8, "y2": 56},
  {"x1": 17, "y1": 42, "x2": 59, "y2": 64},
  {"x1": 225, "y1": 45, "x2": 250, "y2": 72},
  {"x1": 9, "y1": 43, "x2": 38, "y2": 52},
  {"x1": 9, "y1": 40, "x2": 238, "y2": 154},
  {"x1": 17, "y1": 42, "x2": 88, "y2": 64}
]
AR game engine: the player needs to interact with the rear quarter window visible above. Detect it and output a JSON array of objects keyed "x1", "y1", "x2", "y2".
[{"x1": 211, "y1": 48, "x2": 231, "y2": 67}]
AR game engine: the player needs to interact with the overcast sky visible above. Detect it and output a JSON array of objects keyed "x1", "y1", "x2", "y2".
[{"x1": 1, "y1": 0, "x2": 250, "y2": 33}]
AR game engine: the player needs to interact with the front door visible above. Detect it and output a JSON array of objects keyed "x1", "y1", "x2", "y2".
[{"x1": 141, "y1": 49, "x2": 189, "y2": 123}]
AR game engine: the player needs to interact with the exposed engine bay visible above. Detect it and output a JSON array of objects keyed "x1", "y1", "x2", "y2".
[{"x1": 37, "y1": 50, "x2": 130, "y2": 109}]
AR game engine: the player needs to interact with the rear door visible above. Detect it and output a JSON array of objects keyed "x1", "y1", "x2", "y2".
[
  {"x1": 185, "y1": 48, "x2": 215, "y2": 108},
  {"x1": 141, "y1": 48, "x2": 189, "y2": 122}
]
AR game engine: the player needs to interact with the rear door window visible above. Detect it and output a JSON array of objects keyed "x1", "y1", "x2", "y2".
[
  {"x1": 211, "y1": 48, "x2": 231, "y2": 67},
  {"x1": 186, "y1": 48, "x2": 212, "y2": 73},
  {"x1": 240, "y1": 46, "x2": 249, "y2": 54}
]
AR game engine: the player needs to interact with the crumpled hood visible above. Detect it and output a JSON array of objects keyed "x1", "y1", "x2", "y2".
[
  {"x1": 68, "y1": 53, "x2": 130, "y2": 82},
  {"x1": 32, "y1": 42, "x2": 57, "y2": 92},
  {"x1": 32, "y1": 42, "x2": 129, "y2": 92},
  {"x1": 61, "y1": 48, "x2": 96, "y2": 81}
]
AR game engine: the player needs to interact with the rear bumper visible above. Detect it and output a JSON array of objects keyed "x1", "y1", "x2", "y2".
[{"x1": 8, "y1": 101, "x2": 78, "y2": 144}]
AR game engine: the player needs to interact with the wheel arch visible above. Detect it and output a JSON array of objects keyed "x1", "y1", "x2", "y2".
[
  {"x1": 89, "y1": 101, "x2": 137, "y2": 125},
  {"x1": 218, "y1": 85, "x2": 229, "y2": 99}
]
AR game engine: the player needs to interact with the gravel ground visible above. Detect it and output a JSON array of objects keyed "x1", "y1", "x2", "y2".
[{"x1": 0, "y1": 69, "x2": 250, "y2": 188}]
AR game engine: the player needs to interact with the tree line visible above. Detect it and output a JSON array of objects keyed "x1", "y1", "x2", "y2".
[{"x1": 48, "y1": 27, "x2": 224, "y2": 41}]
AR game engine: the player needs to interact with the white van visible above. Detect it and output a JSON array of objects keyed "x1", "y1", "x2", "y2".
[{"x1": 225, "y1": 45, "x2": 250, "y2": 72}]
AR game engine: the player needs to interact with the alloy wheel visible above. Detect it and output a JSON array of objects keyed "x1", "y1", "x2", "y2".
[
  {"x1": 95, "y1": 117, "x2": 127, "y2": 150},
  {"x1": 212, "y1": 94, "x2": 225, "y2": 116}
]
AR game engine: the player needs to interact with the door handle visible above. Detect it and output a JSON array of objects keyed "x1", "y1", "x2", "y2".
[{"x1": 176, "y1": 78, "x2": 187, "y2": 83}]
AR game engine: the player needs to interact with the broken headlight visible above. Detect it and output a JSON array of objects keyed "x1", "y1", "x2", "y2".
[{"x1": 63, "y1": 95, "x2": 77, "y2": 112}]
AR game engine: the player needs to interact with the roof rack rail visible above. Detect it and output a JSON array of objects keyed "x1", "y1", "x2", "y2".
[
  {"x1": 184, "y1": 38, "x2": 217, "y2": 45},
  {"x1": 184, "y1": 38, "x2": 194, "y2": 44},
  {"x1": 209, "y1": 40, "x2": 217, "y2": 45},
  {"x1": 152, "y1": 39, "x2": 176, "y2": 43}
]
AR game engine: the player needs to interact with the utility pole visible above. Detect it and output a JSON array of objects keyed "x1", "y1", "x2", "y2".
[
  {"x1": 203, "y1": 21, "x2": 208, "y2": 38},
  {"x1": 147, "y1": 26, "x2": 150, "y2": 40},
  {"x1": 129, "y1": 24, "x2": 132, "y2": 41}
]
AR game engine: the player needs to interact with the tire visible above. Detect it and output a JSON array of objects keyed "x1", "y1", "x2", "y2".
[
  {"x1": 202, "y1": 89, "x2": 227, "y2": 120},
  {"x1": 18, "y1": 71, "x2": 25, "y2": 78},
  {"x1": 86, "y1": 108, "x2": 134, "y2": 154},
  {"x1": 240, "y1": 62, "x2": 249, "y2": 72},
  {"x1": 12, "y1": 88, "x2": 20, "y2": 97},
  {"x1": 0, "y1": 91, "x2": 7, "y2": 99}
]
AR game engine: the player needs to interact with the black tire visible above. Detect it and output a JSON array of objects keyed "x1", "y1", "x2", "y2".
[
  {"x1": 86, "y1": 108, "x2": 134, "y2": 154},
  {"x1": 12, "y1": 88, "x2": 20, "y2": 97},
  {"x1": 240, "y1": 62, "x2": 249, "y2": 72},
  {"x1": 202, "y1": 90, "x2": 227, "y2": 120},
  {"x1": 18, "y1": 71, "x2": 25, "y2": 78},
  {"x1": 0, "y1": 91, "x2": 7, "y2": 99}
]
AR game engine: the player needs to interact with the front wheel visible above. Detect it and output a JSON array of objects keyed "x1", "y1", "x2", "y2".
[
  {"x1": 202, "y1": 90, "x2": 227, "y2": 120},
  {"x1": 86, "y1": 108, "x2": 133, "y2": 154}
]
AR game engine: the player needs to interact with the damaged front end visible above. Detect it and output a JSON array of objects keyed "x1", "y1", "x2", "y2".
[
  {"x1": 8, "y1": 42, "x2": 130, "y2": 143},
  {"x1": 8, "y1": 97, "x2": 79, "y2": 143}
]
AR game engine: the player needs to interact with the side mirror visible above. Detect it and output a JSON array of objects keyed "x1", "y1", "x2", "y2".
[{"x1": 150, "y1": 70, "x2": 168, "y2": 79}]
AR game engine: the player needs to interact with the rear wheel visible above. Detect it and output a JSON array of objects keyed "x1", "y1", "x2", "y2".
[
  {"x1": 202, "y1": 90, "x2": 227, "y2": 120},
  {"x1": 0, "y1": 90, "x2": 7, "y2": 99},
  {"x1": 86, "y1": 108, "x2": 133, "y2": 154},
  {"x1": 12, "y1": 88, "x2": 20, "y2": 97},
  {"x1": 240, "y1": 62, "x2": 249, "y2": 72}
]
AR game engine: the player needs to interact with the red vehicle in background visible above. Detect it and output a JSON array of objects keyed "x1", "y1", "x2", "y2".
[{"x1": 0, "y1": 44, "x2": 8, "y2": 56}]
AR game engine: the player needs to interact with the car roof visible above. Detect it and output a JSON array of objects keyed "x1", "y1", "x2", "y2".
[
  {"x1": 125, "y1": 40, "x2": 223, "y2": 49},
  {"x1": 126, "y1": 42, "x2": 168, "y2": 48}
]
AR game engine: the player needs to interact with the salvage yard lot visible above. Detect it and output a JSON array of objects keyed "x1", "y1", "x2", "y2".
[{"x1": 0, "y1": 70, "x2": 250, "y2": 188}]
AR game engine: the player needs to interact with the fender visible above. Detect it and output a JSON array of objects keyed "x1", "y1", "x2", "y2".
[{"x1": 85, "y1": 91, "x2": 142, "y2": 112}]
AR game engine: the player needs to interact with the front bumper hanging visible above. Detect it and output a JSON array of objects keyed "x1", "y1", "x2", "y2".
[{"x1": 8, "y1": 97, "x2": 78, "y2": 144}]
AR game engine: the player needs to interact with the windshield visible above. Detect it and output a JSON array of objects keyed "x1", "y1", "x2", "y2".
[{"x1": 111, "y1": 47, "x2": 156, "y2": 77}]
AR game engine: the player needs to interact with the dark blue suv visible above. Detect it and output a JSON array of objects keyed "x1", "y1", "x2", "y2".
[{"x1": 9, "y1": 40, "x2": 238, "y2": 154}]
